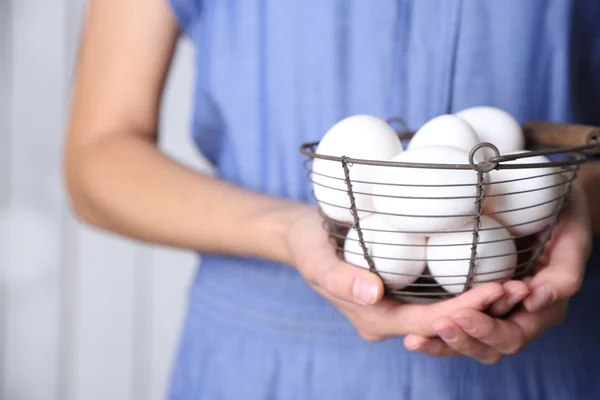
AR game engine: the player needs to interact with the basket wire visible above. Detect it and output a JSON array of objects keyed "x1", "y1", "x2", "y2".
[{"x1": 300, "y1": 118, "x2": 598, "y2": 304}]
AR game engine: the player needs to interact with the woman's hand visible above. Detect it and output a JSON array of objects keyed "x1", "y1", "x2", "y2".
[
  {"x1": 285, "y1": 205, "x2": 507, "y2": 341},
  {"x1": 403, "y1": 183, "x2": 592, "y2": 363},
  {"x1": 403, "y1": 295, "x2": 570, "y2": 364}
]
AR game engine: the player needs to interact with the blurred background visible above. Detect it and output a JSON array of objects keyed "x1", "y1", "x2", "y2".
[{"x1": 0, "y1": 1, "x2": 212, "y2": 399}]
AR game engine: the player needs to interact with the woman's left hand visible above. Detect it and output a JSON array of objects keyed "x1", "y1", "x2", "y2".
[{"x1": 403, "y1": 183, "x2": 593, "y2": 364}]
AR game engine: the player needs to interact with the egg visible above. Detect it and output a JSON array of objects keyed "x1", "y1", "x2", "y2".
[
  {"x1": 427, "y1": 215, "x2": 517, "y2": 294},
  {"x1": 484, "y1": 151, "x2": 564, "y2": 236},
  {"x1": 371, "y1": 145, "x2": 487, "y2": 234},
  {"x1": 407, "y1": 114, "x2": 480, "y2": 153},
  {"x1": 455, "y1": 106, "x2": 525, "y2": 159},
  {"x1": 344, "y1": 214, "x2": 427, "y2": 290},
  {"x1": 312, "y1": 115, "x2": 403, "y2": 222}
]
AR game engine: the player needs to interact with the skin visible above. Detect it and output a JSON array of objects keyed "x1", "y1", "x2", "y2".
[
  {"x1": 64, "y1": 0, "x2": 597, "y2": 362},
  {"x1": 406, "y1": 180, "x2": 595, "y2": 363}
]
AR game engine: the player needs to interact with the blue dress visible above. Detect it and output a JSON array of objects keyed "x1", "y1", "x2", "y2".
[{"x1": 166, "y1": 1, "x2": 600, "y2": 399}]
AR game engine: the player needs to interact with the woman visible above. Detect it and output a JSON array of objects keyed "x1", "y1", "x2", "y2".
[{"x1": 64, "y1": 0, "x2": 600, "y2": 399}]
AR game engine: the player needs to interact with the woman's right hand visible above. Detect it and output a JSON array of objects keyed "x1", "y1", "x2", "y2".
[{"x1": 285, "y1": 205, "x2": 509, "y2": 342}]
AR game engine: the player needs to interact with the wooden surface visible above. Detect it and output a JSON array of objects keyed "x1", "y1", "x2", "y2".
[{"x1": 523, "y1": 120, "x2": 600, "y2": 152}]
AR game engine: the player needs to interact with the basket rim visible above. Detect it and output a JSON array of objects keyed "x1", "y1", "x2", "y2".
[{"x1": 299, "y1": 140, "x2": 594, "y2": 170}]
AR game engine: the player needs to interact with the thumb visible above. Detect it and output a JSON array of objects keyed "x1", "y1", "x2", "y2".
[
  {"x1": 525, "y1": 185, "x2": 591, "y2": 312},
  {"x1": 320, "y1": 261, "x2": 385, "y2": 306}
]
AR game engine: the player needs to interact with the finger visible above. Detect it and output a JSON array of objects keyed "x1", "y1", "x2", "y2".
[
  {"x1": 488, "y1": 281, "x2": 529, "y2": 317},
  {"x1": 319, "y1": 260, "x2": 386, "y2": 306},
  {"x1": 536, "y1": 238, "x2": 551, "y2": 266},
  {"x1": 341, "y1": 282, "x2": 505, "y2": 340},
  {"x1": 452, "y1": 309, "x2": 527, "y2": 355},
  {"x1": 392, "y1": 283, "x2": 505, "y2": 337},
  {"x1": 536, "y1": 253, "x2": 549, "y2": 267},
  {"x1": 525, "y1": 186, "x2": 591, "y2": 312},
  {"x1": 328, "y1": 282, "x2": 505, "y2": 340},
  {"x1": 432, "y1": 317, "x2": 503, "y2": 364},
  {"x1": 432, "y1": 282, "x2": 505, "y2": 314},
  {"x1": 509, "y1": 299, "x2": 568, "y2": 341},
  {"x1": 404, "y1": 334, "x2": 460, "y2": 357}
]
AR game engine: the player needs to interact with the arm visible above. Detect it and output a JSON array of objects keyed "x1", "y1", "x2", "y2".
[
  {"x1": 64, "y1": 0, "x2": 303, "y2": 265},
  {"x1": 65, "y1": 0, "x2": 509, "y2": 343}
]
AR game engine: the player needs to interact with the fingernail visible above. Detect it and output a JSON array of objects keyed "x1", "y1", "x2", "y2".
[
  {"x1": 454, "y1": 317, "x2": 473, "y2": 332},
  {"x1": 506, "y1": 291, "x2": 529, "y2": 310},
  {"x1": 436, "y1": 327, "x2": 456, "y2": 341},
  {"x1": 528, "y1": 284, "x2": 556, "y2": 311},
  {"x1": 352, "y1": 278, "x2": 379, "y2": 305},
  {"x1": 484, "y1": 292, "x2": 505, "y2": 307},
  {"x1": 404, "y1": 338, "x2": 422, "y2": 351}
]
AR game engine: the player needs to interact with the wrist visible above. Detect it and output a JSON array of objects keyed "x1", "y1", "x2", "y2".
[{"x1": 248, "y1": 200, "x2": 313, "y2": 266}]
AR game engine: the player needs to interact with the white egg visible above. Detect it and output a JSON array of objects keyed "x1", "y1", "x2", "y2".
[
  {"x1": 427, "y1": 215, "x2": 517, "y2": 294},
  {"x1": 344, "y1": 214, "x2": 427, "y2": 289},
  {"x1": 371, "y1": 145, "x2": 487, "y2": 234},
  {"x1": 484, "y1": 151, "x2": 564, "y2": 236},
  {"x1": 312, "y1": 115, "x2": 403, "y2": 222},
  {"x1": 407, "y1": 114, "x2": 480, "y2": 153},
  {"x1": 455, "y1": 106, "x2": 525, "y2": 159}
]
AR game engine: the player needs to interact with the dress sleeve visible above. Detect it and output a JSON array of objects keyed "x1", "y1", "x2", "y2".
[{"x1": 166, "y1": 0, "x2": 203, "y2": 36}]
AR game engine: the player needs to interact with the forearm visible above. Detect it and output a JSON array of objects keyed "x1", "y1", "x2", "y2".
[
  {"x1": 574, "y1": 161, "x2": 600, "y2": 235},
  {"x1": 65, "y1": 133, "x2": 306, "y2": 265}
]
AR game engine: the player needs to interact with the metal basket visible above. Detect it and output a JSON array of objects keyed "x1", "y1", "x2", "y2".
[{"x1": 300, "y1": 119, "x2": 600, "y2": 304}]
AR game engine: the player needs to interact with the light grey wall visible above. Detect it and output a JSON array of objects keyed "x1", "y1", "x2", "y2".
[{"x1": 0, "y1": 1, "x2": 208, "y2": 399}]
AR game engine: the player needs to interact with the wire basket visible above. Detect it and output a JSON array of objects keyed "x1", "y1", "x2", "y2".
[{"x1": 300, "y1": 119, "x2": 600, "y2": 304}]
